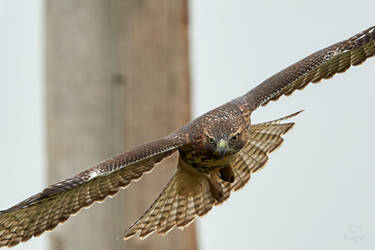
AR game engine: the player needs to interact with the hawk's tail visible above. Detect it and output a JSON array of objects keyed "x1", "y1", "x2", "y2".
[
  {"x1": 123, "y1": 160, "x2": 231, "y2": 240},
  {"x1": 230, "y1": 110, "x2": 302, "y2": 191}
]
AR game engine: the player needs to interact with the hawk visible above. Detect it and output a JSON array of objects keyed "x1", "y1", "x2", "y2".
[{"x1": 0, "y1": 26, "x2": 374, "y2": 248}]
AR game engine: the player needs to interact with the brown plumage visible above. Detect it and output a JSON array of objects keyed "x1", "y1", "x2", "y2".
[{"x1": 0, "y1": 26, "x2": 374, "y2": 248}]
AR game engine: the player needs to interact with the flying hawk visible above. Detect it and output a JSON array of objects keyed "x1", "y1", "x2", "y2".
[{"x1": 0, "y1": 26, "x2": 374, "y2": 248}]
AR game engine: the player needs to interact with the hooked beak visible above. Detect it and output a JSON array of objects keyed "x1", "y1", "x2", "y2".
[{"x1": 217, "y1": 139, "x2": 228, "y2": 158}]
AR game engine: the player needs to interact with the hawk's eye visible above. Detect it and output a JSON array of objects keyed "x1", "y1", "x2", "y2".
[
  {"x1": 208, "y1": 137, "x2": 215, "y2": 144},
  {"x1": 230, "y1": 134, "x2": 240, "y2": 144}
]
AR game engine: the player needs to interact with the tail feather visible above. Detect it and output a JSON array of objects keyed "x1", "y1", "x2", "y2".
[
  {"x1": 124, "y1": 158, "x2": 233, "y2": 240},
  {"x1": 124, "y1": 167, "x2": 211, "y2": 240},
  {"x1": 231, "y1": 111, "x2": 302, "y2": 190}
]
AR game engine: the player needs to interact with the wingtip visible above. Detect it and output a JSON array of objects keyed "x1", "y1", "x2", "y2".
[{"x1": 286, "y1": 109, "x2": 304, "y2": 119}]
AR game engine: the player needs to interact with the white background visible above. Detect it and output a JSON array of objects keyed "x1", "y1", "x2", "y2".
[
  {"x1": 1, "y1": 1, "x2": 375, "y2": 250},
  {"x1": 0, "y1": 1, "x2": 45, "y2": 250}
]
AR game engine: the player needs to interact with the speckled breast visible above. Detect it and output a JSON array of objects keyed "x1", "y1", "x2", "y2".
[{"x1": 179, "y1": 147, "x2": 236, "y2": 173}]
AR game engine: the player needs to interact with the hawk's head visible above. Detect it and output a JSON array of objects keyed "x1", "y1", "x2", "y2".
[
  {"x1": 201, "y1": 108, "x2": 248, "y2": 159},
  {"x1": 204, "y1": 126, "x2": 247, "y2": 158}
]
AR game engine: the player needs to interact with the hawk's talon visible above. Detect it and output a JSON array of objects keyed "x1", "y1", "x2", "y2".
[{"x1": 218, "y1": 165, "x2": 235, "y2": 183}]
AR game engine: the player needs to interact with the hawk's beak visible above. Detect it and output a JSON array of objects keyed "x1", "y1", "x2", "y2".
[{"x1": 217, "y1": 139, "x2": 228, "y2": 158}]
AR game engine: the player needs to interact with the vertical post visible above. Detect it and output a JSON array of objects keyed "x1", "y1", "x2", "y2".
[{"x1": 45, "y1": 1, "x2": 197, "y2": 250}]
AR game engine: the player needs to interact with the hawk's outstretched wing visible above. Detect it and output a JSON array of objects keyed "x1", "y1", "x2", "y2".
[
  {"x1": 246, "y1": 26, "x2": 375, "y2": 110},
  {"x1": 123, "y1": 111, "x2": 300, "y2": 240},
  {"x1": 0, "y1": 138, "x2": 184, "y2": 248}
]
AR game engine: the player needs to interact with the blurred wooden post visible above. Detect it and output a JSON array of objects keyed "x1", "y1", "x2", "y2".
[{"x1": 46, "y1": 1, "x2": 197, "y2": 250}]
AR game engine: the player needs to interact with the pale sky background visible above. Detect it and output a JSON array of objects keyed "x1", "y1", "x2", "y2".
[{"x1": 1, "y1": 1, "x2": 375, "y2": 250}]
